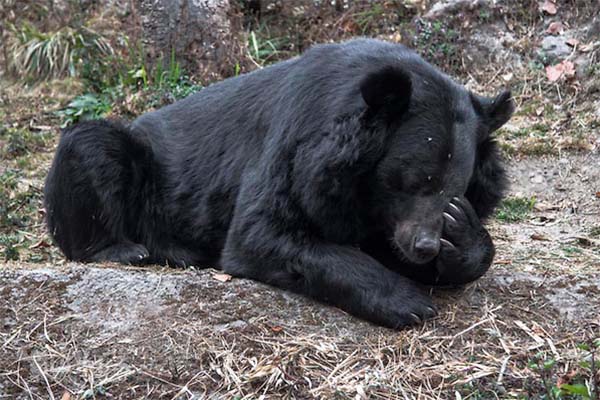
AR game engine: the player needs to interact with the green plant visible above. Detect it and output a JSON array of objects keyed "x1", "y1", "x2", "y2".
[
  {"x1": 351, "y1": 3, "x2": 385, "y2": 34},
  {"x1": 8, "y1": 22, "x2": 113, "y2": 80},
  {"x1": 0, "y1": 168, "x2": 28, "y2": 229},
  {"x1": 56, "y1": 93, "x2": 112, "y2": 127},
  {"x1": 413, "y1": 19, "x2": 460, "y2": 72},
  {"x1": 478, "y1": 9, "x2": 492, "y2": 21},
  {"x1": 0, "y1": 234, "x2": 20, "y2": 261},
  {"x1": 57, "y1": 43, "x2": 203, "y2": 125},
  {"x1": 247, "y1": 27, "x2": 286, "y2": 66},
  {"x1": 528, "y1": 353, "x2": 562, "y2": 399},
  {"x1": 496, "y1": 196, "x2": 536, "y2": 222},
  {"x1": 0, "y1": 128, "x2": 53, "y2": 159},
  {"x1": 79, "y1": 36, "x2": 139, "y2": 92},
  {"x1": 526, "y1": 341, "x2": 600, "y2": 400},
  {"x1": 142, "y1": 52, "x2": 203, "y2": 105},
  {"x1": 153, "y1": 50, "x2": 183, "y2": 89},
  {"x1": 562, "y1": 246, "x2": 583, "y2": 256},
  {"x1": 570, "y1": 340, "x2": 600, "y2": 399},
  {"x1": 168, "y1": 80, "x2": 203, "y2": 100}
]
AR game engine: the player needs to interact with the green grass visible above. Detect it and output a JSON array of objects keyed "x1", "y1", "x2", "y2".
[
  {"x1": 0, "y1": 128, "x2": 53, "y2": 159},
  {"x1": 352, "y1": 3, "x2": 386, "y2": 34},
  {"x1": 0, "y1": 168, "x2": 41, "y2": 230},
  {"x1": 56, "y1": 50, "x2": 203, "y2": 126},
  {"x1": 0, "y1": 234, "x2": 21, "y2": 261},
  {"x1": 496, "y1": 126, "x2": 557, "y2": 156},
  {"x1": 413, "y1": 19, "x2": 461, "y2": 73},
  {"x1": 247, "y1": 26, "x2": 289, "y2": 67},
  {"x1": 562, "y1": 246, "x2": 583, "y2": 256},
  {"x1": 496, "y1": 196, "x2": 536, "y2": 222},
  {"x1": 499, "y1": 122, "x2": 550, "y2": 144},
  {"x1": 0, "y1": 160, "x2": 49, "y2": 263},
  {"x1": 518, "y1": 139, "x2": 556, "y2": 156}
]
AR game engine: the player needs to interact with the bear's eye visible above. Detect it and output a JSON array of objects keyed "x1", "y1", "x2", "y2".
[
  {"x1": 402, "y1": 173, "x2": 439, "y2": 194},
  {"x1": 385, "y1": 172, "x2": 404, "y2": 191}
]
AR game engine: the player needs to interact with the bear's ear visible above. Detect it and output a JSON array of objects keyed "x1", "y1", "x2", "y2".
[
  {"x1": 360, "y1": 66, "x2": 412, "y2": 115},
  {"x1": 471, "y1": 90, "x2": 515, "y2": 133}
]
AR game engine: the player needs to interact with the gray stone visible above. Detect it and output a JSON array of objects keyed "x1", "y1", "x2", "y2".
[
  {"x1": 539, "y1": 35, "x2": 573, "y2": 64},
  {"x1": 425, "y1": 0, "x2": 491, "y2": 18},
  {"x1": 461, "y1": 21, "x2": 523, "y2": 67}
]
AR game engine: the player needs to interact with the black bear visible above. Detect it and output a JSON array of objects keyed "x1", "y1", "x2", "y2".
[{"x1": 45, "y1": 39, "x2": 514, "y2": 328}]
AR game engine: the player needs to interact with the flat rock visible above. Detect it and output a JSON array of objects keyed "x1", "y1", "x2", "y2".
[
  {"x1": 539, "y1": 35, "x2": 573, "y2": 63},
  {"x1": 424, "y1": 0, "x2": 491, "y2": 18}
]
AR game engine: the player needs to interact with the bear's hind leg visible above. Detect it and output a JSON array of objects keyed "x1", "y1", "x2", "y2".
[
  {"x1": 45, "y1": 120, "x2": 155, "y2": 264},
  {"x1": 88, "y1": 242, "x2": 150, "y2": 264}
]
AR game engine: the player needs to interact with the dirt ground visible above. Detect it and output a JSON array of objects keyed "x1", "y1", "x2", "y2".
[{"x1": 1, "y1": 151, "x2": 598, "y2": 399}]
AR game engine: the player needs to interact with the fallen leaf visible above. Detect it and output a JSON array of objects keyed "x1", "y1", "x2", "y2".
[
  {"x1": 531, "y1": 233, "x2": 550, "y2": 241},
  {"x1": 531, "y1": 324, "x2": 546, "y2": 336},
  {"x1": 546, "y1": 64, "x2": 563, "y2": 82},
  {"x1": 60, "y1": 391, "x2": 72, "y2": 400},
  {"x1": 546, "y1": 60, "x2": 575, "y2": 82},
  {"x1": 580, "y1": 42, "x2": 595, "y2": 52},
  {"x1": 595, "y1": 191, "x2": 600, "y2": 198},
  {"x1": 341, "y1": 20, "x2": 358, "y2": 33},
  {"x1": 535, "y1": 106, "x2": 545, "y2": 116},
  {"x1": 541, "y1": 0, "x2": 557, "y2": 14},
  {"x1": 270, "y1": 325, "x2": 283, "y2": 333},
  {"x1": 546, "y1": 21, "x2": 564, "y2": 35},
  {"x1": 557, "y1": 370, "x2": 578, "y2": 387},
  {"x1": 562, "y1": 60, "x2": 576, "y2": 78},
  {"x1": 566, "y1": 38, "x2": 579, "y2": 47},
  {"x1": 29, "y1": 240, "x2": 50, "y2": 249},
  {"x1": 495, "y1": 259, "x2": 512, "y2": 265},
  {"x1": 502, "y1": 72, "x2": 514, "y2": 82},
  {"x1": 213, "y1": 273, "x2": 232, "y2": 282}
]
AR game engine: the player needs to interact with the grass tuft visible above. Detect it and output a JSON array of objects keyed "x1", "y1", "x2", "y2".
[
  {"x1": 8, "y1": 23, "x2": 113, "y2": 81},
  {"x1": 496, "y1": 196, "x2": 536, "y2": 222}
]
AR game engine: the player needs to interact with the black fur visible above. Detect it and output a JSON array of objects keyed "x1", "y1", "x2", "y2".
[{"x1": 44, "y1": 39, "x2": 514, "y2": 328}]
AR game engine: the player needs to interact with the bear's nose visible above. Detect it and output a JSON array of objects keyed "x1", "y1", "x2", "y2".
[{"x1": 413, "y1": 235, "x2": 440, "y2": 261}]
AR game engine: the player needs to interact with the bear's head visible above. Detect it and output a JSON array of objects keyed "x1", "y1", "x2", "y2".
[{"x1": 361, "y1": 65, "x2": 514, "y2": 264}]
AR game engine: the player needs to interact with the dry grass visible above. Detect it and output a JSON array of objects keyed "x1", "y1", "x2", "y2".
[{"x1": 1, "y1": 261, "x2": 599, "y2": 399}]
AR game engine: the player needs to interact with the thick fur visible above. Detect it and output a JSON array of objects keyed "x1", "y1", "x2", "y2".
[{"x1": 45, "y1": 39, "x2": 514, "y2": 328}]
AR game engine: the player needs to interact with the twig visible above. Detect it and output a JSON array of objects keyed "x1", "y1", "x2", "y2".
[{"x1": 33, "y1": 356, "x2": 55, "y2": 400}]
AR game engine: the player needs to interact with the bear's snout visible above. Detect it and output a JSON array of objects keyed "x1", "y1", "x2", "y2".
[
  {"x1": 413, "y1": 233, "x2": 441, "y2": 263},
  {"x1": 394, "y1": 220, "x2": 443, "y2": 265}
]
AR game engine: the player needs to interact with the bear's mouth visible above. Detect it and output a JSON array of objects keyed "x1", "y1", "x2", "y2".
[
  {"x1": 391, "y1": 235, "x2": 440, "y2": 265},
  {"x1": 391, "y1": 225, "x2": 441, "y2": 264},
  {"x1": 400, "y1": 246, "x2": 439, "y2": 264}
]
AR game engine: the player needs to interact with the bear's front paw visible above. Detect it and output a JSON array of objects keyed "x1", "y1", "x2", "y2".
[
  {"x1": 366, "y1": 278, "x2": 437, "y2": 328},
  {"x1": 435, "y1": 196, "x2": 494, "y2": 284}
]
